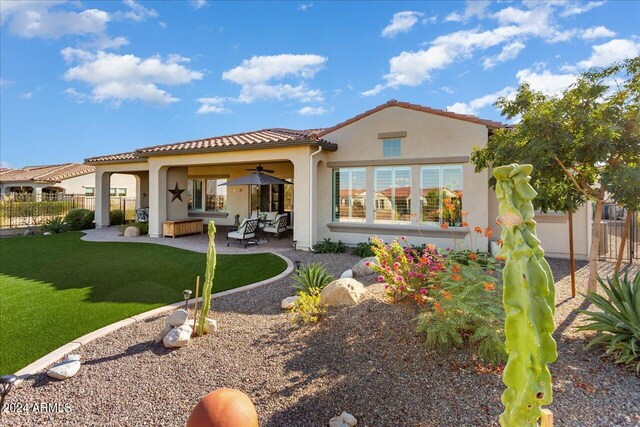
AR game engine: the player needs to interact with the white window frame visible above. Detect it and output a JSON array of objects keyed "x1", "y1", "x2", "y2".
[
  {"x1": 419, "y1": 165, "x2": 463, "y2": 226},
  {"x1": 332, "y1": 168, "x2": 366, "y2": 223},
  {"x1": 374, "y1": 166, "x2": 411, "y2": 224}
]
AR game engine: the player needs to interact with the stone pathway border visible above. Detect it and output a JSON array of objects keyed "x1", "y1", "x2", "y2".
[{"x1": 13, "y1": 253, "x2": 294, "y2": 383}]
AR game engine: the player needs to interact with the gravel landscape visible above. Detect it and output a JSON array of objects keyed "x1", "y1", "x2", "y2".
[{"x1": 3, "y1": 251, "x2": 639, "y2": 427}]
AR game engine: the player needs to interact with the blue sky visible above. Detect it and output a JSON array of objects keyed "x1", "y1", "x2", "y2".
[{"x1": 1, "y1": 0, "x2": 638, "y2": 168}]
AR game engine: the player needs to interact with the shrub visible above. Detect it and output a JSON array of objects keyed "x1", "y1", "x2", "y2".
[
  {"x1": 64, "y1": 208, "x2": 94, "y2": 231},
  {"x1": 292, "y1": 263, "x2": 334, "y2": 294},
  {"x1": 578, "y1": 271, "x2": 640, "y2": 374},
  {"x1": 313, "y1": 238, "x2": 346, "y2": 254},
  {"x1": 446, "y1": 249, "x2": 500, "y2": 271},
  {"x1": 119, "y1": 221, "x2": 149, "y2": 235},
  {"x1": 109, "y1": 209, "x2": 125, "y2": 225},
  {"x1": 290, "y1": 289, "x2": 326, "y2": 324},
  {"x1": 352, "y1": 241, "x2": 375, "y2": 258},
  {"x1": 415, "y1": 261, "x2": 506, "y2": 364},
  {"x1": 42, "y1": 216, "x2": 68, "y2": 234}
]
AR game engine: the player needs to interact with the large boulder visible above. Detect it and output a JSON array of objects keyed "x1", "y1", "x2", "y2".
[
  {"x1": 340, "y1": 270, "x2": 353, "y2": 279},
  {"x1": 202, "y1": 318, "x2": 218, "y2": 334},
  {"x1": 163, "y1": 324, "x2": 192, "y2": 348},
  {"x1": 154, "y1": 324, "x2": 173, "y2": 343},
  {"x1": 351, "y1": 257, "x2": 379, "y2": 277},
  {"x1": 123, "y1": 226, "x2": 141, "y2": 237},
  {"x1": 281, "y1": 296, "x2": 299, "y2": 310},
  {"x1": 47, "y1": 355, "x2": 81, "y2": 380},
  {"x1": 166, "y1": 309, "x2": 189, "y2": 327},
  {"x1": 320, "y1": 278, "x2": 366, "y2": 307}
]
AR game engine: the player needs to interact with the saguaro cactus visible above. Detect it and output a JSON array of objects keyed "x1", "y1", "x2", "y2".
[
  {"x1": 494, "y1": 164, "x2": 557, "y2": 427},
  {"x1": 197, "y1": 221, "x2": 217, "y2": 336}
]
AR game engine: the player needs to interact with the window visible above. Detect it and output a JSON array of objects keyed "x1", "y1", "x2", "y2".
[
  {"x1": 188, "y1": 178, "x2": 227, "y2": 212},
  {"x1": 84, "y1": 187, "x2": 95, "y2": 196},
  {"x1": 420, "y1": 165, "x2": 463, "y2": 226},
  {"x1": 109, "y1": 187, "x2": 126, "y2": 197},
  {"x1": 109, "y1": 188, "x2": 116, "y2": 196},
  {"x1": 332, "y1": 168, "x2": 366, "y2": 222},
  {"x1": 382, "y1": 138, "x2": 401, "y2": 158},
  {"x1": 374, "y1": 167, "x2": 411, "y2": 223}
]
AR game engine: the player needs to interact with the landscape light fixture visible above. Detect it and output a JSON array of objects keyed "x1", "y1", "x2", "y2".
[
  {"x1": 294, "y1": 260, "x2": 301, "y2": 270},
  {"x1": 0, "y1": 374, "x2": 17, "y2": 412},
  {"x1": 292, "y1": 240, "x2": 297, "y2": 250},
  {"x1": 183, "y1": 289, "x2": 192, "y2": 311}
]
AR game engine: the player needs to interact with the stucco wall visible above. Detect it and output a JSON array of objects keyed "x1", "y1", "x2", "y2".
[
  {"x1": 166, "y1": 167, "x2": 188, "y2": 221},
  {"x1": 316, "y1": 106, "x2": 490, "y2": 251},
  {"x1": 62, "y1": 173, "x2": 137, "y2": 197}
]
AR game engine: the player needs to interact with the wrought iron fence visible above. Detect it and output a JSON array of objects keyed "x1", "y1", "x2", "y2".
[
  {"x1": 598, "y1": 204, "x2": 639, "y2": 263},
  {"x1": 0, "y1": 193, "x2": 137, "y2": 228}
]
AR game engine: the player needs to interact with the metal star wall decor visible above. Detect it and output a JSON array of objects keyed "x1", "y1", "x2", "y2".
[{"x1": 168, "y1": 182, "x2": 185, "y2": 202}]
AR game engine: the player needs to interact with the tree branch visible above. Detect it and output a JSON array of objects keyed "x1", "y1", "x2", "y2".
[{"x1": 553, "y1": 155, "x2": 594, "y2": 199}]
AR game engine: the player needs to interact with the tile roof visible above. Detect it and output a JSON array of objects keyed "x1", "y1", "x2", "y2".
[
  {"x1": 318, "y1": 99, "x2": 504, "y2": 137},
  {"x1": 0, "y1": 163, "x2": 95, "y2": 183},
  {"x1": 86, "y1": 128, "x2": 335, "y2": 163}
]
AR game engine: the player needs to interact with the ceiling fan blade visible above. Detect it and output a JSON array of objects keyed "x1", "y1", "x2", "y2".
[{"x1": 263, "y1": 169, "x2": 275, "y2": 173}]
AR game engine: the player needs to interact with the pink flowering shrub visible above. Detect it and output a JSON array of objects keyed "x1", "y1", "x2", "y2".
[{"x1": 370, "y1": 237, "x2": 446, "y2": 303}]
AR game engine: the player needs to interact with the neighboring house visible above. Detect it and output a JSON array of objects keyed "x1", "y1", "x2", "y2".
[
  {"x1": 0, "y1": 163, "x2": 137, "y2": 199},
  {"x1": 85, "y1": 100, "x2": 591, "y2": 259}
]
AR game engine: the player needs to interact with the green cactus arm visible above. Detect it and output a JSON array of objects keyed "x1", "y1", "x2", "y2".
[
  {"x1": 197, "y1": 221, "x2": 217, "y2": 336},
  {"x1": 494, "y1": 164, "x2": 557, "y2": 427}
]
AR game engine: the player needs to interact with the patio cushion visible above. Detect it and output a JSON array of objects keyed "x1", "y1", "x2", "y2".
[
  {"x1": 264, "y1": 211, "x2": 278, "y2": 222},
  {"x1": 228, "y1": 231, "x2": 255, "y2": 240}
]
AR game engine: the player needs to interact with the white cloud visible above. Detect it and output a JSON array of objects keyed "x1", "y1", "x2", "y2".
[
  {"x1": 580, "y1": 26, "x2": 615, "y2": 40},
  {"x1": 298, "y1": 3, "x2": 313, "y2": 11},
  {"x1": 445, "y1": 0, "x2": 491, "y2": 22},
  {"x1": 381, "y1": 11, "x2": 423, "y2": 38},
  {"x1": 190, "y1": 0, "x2": 208, "y2": 9},
  {"x1": 82, "y1": 35, "x2": 129, "y2": 50},
  {"x1": 364, "y1": 2, "x2": 585, "y2": 95},
  {"x1": 112, "y1": 0, "x2": 158, "y2": 22},
  {"x1": 560, "y1": 1, "x2": 605, "y2": 17},
  {"x1": 1, "y1": 2, "x2": 109, "y2": 39},
  {"x1": 298, "y1": 106, "x2": 328, "y2": 115},
  {"x1": 21, "y1": 92, "x2": 33, "y2": 99},
  {"x1": 483, "y1": 40, "x2": 526, "y2": 69},
  {"x1": 196, "y1": 97, "x2": 230, "y2": 114},
  {"x1": 222, "y1": 54, "x2": 327, "y2": 104},
  {"x1": 62, "y1": 49, "x2": 204, "y2": 106},
  {"x1": 515, "y1": 68, "x2": 576, "y2": 96},
  {"x1": 64, "y1": 87, "x2": 87, "y2": 103},
  {"x1": 574, "y1": 39, "x2": 640, "y2": 70},
  {"x1": 441, "y1": 86, "x2": 454, "y2": 94},
  {"x1": 0, "y1": 78, "x2": 14, "y2": 87},
  {"x1": 447, "y1": 86, "x2": 515, "y2": 116}
]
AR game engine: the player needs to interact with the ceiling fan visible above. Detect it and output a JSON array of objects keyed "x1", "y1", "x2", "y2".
[{"x1": 245, "y1": 163, "x2": 275, "y2": 173}]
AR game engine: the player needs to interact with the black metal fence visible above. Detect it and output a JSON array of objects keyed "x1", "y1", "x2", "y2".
[
  {"x1": 599, "y1": 204, "x2": 639, "y2": 263},
  {"x1": 0, "y1": 193, "x2": 137, "y2": 228}
]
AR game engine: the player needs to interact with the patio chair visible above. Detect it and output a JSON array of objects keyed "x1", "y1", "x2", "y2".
[
  {"x1": 263, "y1": 213, "x2": 289, "y2": 239},
  {"x1": 135, "y1": 208, "x2": 149, "y2": 223},
  {"x1": 227, "y1": 218, "x2": 259, "y2": 248}
]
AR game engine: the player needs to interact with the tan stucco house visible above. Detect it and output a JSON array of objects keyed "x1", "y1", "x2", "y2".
[
  {"x1": 85, "y1": 100, "x2": 591, "y2": 259},
  {"x1": 0, "y1": 163, "x2": 136, "y2": 198}
]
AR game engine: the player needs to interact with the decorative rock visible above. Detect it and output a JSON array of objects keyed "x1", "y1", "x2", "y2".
[
  {"x1": 42, "y1": 232, "x2": 51, "y2": 236},
  {"x1": 123, "y1": 226, "x2": 141, "y2": 237},
  {"x1": 203, "y1": 318, "x2": 218, "y2": 333},
  {"x1": 320, "y1": 278, "x2": 366, "y2": 307},
  {"x1": 281, "y1": 296, "x2": 299, "y2": 310},
  {"x1": 351, "y1": 257, "x2": 379, "y2": 277},
  {"x1": 155, "y1": 324, "x2": 173, "y2": 343},
  {"x1": 329, "y1": 412, "x2": 358, "y2": 427},
  {"x1": 23, "y1": 230, "x2": 34, "y2": 236},
  {"x1": 166, "y1": 309, "x2": 189, "y2": 327},
  {"x1": 47, "y1": 355, "x2": 81, "y2": 380},
  {"x1": 340, "y1": 270, "x2": 353, "y2": 279},
  {"x1": 163, "y1": 324, "x2": 192, "y2": 348}
]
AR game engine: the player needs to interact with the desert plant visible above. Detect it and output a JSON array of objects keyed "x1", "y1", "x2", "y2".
[
  {"x1": 42, "y1": 216, "x2": 68, "y2": 234},
  {"x1": 292, "y1": 263, "x2": 334, "y2": 294},
  {"x1": 64, "y1": 208, "x2": 94, "y2": 231},
  {"x1": 197, "y1": 221, "x2": 217, "y2": 336},
  {"x1": 313, "y1": 238, "x2": 346, "y2": 254},
  {"x1": 578, "y1": 271, "x2": 640, "y2": 374},
  {"x1": 119, "y1": 221, "x2": 149, "y2": 235},
  {"x1": 109, "y1": 209, "x2": 125, "y2": 225},
  {"x1": 290, "y1": 289, "x2": 326, "y2": 324},
  {"x1": 494, "y1": 164, "x2": 556, "y2": 427},
  {"x1": 352, "y1": 241, "x2": 375, "y2": 258}
]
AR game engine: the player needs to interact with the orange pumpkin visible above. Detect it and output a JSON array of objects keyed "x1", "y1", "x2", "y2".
[{"x1": 187, "y1": 388, "x2": 259, "y2": 427}]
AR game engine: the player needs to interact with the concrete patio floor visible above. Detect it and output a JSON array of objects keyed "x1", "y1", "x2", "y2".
[{"x1": 81, "y1": 226, "x2": 295, "y2": 254}]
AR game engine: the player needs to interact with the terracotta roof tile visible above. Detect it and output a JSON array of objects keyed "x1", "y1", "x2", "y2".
[
  {"x1": 0, "y1": 163, "x2": 95, "y2": 183},
  {"x1": 318, "y1": 100, "x2": 504, "y2": 137}
]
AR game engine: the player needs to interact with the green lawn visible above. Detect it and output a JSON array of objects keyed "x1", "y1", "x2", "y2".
[{"x1": 0, "y1": 232, "x2": 287, "y2": 374}]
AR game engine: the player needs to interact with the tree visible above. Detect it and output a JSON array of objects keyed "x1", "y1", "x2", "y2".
[{"x1": 472, "y1": 57, "x2": 640, "y2": 292}]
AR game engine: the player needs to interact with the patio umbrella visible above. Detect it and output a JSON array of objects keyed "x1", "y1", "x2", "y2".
[{"x1": 219, "y1": 171, "x2": 292, "y2": 187}]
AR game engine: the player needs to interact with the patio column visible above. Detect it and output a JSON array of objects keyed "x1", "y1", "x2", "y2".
[
  {"x1": 148, "y1": 164, "x2": 168, "y2": 238},
  {"x1": 292, "y1": 154, "x2": 313, "y2": 251},
  {"x1": 95, "y1": 170, "x2": 112, "y2": 228}
]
